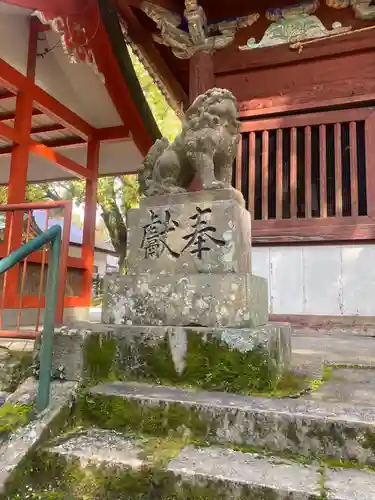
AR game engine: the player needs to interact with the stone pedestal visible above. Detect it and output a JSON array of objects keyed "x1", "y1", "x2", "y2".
[{"x1": 103, "y1": 189, "x2": 268, "y2": 329}]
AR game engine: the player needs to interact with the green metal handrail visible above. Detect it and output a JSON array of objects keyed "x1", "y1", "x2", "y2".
[{"x1": 0, "y1": 225, "x2": 62, "y2": 412}]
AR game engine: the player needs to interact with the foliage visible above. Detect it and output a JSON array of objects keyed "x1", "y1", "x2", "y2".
[
  {"x1": 0, "y1": 53, "x2": 181, "y2": 273},
  {"x1": 128, "y1": 47, "x2": 181, "y2": 142},
  {"x1": 0, "y1": 402, "x2": 32, "y2": 436}
]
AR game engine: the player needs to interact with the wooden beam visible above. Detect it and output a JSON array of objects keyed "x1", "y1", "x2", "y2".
[
  {"x1": 117, "y1": 1, "x2": 188, "y2": 109},
  {"x1": 87, "y1": 1, "x2": 153, "y2": 155},
  {"x1": 126, "y1": 0, "x2": 181, "y2": 10},
  {"x1": 0, "y1": 91, "x2": 14, "y2": 100},
  {"x1": 0, "y1": 136, "x2": 86, "y2": 155},
  {"x1": 0, "y1": 57, "x2": 26, "y2": 92},
  {"x1": 82, "y1": 139, "x2": 100, "y2": 304},
  {"x1": 4, "y1": 17, "x2": 38, "y2": 303},
  {"x1": 0, "y1": 54, "x2": 95, "y2": 140},
  {"x1": 189, "y1": 51, "x2": 215, "y2": 104},
  {"x1": 31, "y1": 123, "x2": 66, "y2": 134},
  {"x1": 252, "y1": 216, "x2": 375, "y2": 244},
  {"x1": 0, "y1": 0, "x2": 83, "y2": 14},
  {"x1": 214, "y1": 27, "x2": 375, "y2": 76},
  {"x1": 0, "y1": 121, "x2": 18, "y2": 142},
  {"x1": 95, "y1": 125, "x2": 131, "y2": 142},
  {"x1": 0, "y1": 109, "x2": 43, "y2": 122},
  {"x1": 32, "y1": 86, "x2": 94, "y2": 140},
  {"x1": 29, "y1": 141, "x2": 91, "y2": 179}
]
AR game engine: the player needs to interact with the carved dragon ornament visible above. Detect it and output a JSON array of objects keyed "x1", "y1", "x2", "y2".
[{"x1": 140, "y1": 0, "x2": 259, "y2": 58}]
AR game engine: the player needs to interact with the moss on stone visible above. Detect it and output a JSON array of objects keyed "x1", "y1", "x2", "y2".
[
  {"x1": 3, "y1": 446, "x2": 284, "y2": 500},
  {"x1": 0, "y1": 402, "x2": 32, "y2": 440},
  {"x1": 4, "y1": 449, "x2": 167, "y2": 500},
  {"x1": 82, "y1": 330, "x2": 295, "y2": 396},
  {"x1": 0, "y1": 350, "x2": 33, "y2": 393},
  {"x1": 363, "y1": 428, "x2": 375, "y2": 455},
  {"x1": 75, "y1": 392, "x2": 217, "y2": 441},
  {"x1": 83, "y1": 334, "x2": 118, "y2": 384},
  {"x1": 182, "y1": 330, "x2": 276, "y2": 394}
]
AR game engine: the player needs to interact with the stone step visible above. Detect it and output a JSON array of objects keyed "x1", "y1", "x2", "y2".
[
  {"x1": 86, "y1": 381, "x2": 375, "y2": 465},
  {"x1": 39, "y1": 322, "x2": 292, "y2": 395},
  {"x1": 25, "y1": 429, "x2": 375, "y2": 499},
  {"x1": 168, "y1": 446, "x2": 375, "y2": 500}
]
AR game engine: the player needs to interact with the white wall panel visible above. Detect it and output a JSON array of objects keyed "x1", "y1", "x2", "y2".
[
  {"x1": 251, "y1": 243, "x2": 375, "y2": 317},
  {"x1": 252, "y1": 247, "x2": 270, "y2": 309},
  {"x1": 341, "y1": 245, "x2": 375, "y2": 316},
  {"x1": 302, "y1": 246, "x2": 342, "y2": 315},
  {"x1": 269, "y1": 247, "x2": 304, "y2": 314}
]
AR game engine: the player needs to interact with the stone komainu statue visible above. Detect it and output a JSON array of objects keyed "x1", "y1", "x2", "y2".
[{"x1": 139, "y1": 88, "x2": 240, "y2": 196}]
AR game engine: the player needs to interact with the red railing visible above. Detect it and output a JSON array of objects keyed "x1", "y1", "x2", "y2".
[
  {"x1": 236, "y1": 106, "x2": 375, "y2": 243},
  {"x1": 0, "y1": 201, "x2": 73, "y2": 338}
]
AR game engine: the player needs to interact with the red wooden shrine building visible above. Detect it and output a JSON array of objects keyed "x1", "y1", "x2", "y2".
[
  {"x1": 0, "y1": 0, "x2": 161, "y2": 332},
  {"x1": 1, "y1": 0, "x2": 375, "y2": 328}
]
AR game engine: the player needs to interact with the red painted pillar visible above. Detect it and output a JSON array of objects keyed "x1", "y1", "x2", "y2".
[
  {"x1": 4, "y1": 18, "x2": 38, "y2": 305},
  {"x1": 189, "y1": 51, "x2": 215, "y2": 105},
  {"x1": 82, "y1": 139, "x2": 100, "y2": 305},
  {"x1": 188, "y1": 51, "x2": 215, "y2": 191}
]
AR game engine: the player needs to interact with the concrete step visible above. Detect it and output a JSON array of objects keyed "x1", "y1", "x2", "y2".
[
  {"x1": 33, "y1": 429, "x2": 375, "y2": 499},
  {"x1": 85, "y1": 381, "x2": 375, "y2": 465}
]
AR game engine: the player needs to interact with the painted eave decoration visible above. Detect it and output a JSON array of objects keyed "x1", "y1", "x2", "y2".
[
  {"x1": 239, "y1": 0, "x2": 352, "y2": 51},
  {"x1": 140, "y1": 0, "x2": 260, "y2": 58},
  {"x1": 32, "y1": 9, "x2": 105, "y2": 82},
  {"x1": 327, "y1": 0, "x2": 375, "y2": 19}
]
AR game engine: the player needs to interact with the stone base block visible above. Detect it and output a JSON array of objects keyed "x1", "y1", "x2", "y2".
[
  {"x1": 33, "y1": 322, "x2": 291, "y2": 394},
  {"x1": 102, "y1": 273, "x2": 268, "y2": 328}
]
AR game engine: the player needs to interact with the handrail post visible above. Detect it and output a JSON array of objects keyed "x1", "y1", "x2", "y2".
[{"x1": 35, "y1": 230, "x2": 61, "y2": 412}]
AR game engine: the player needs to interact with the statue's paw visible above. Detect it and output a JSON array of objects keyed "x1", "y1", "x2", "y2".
[{"x1": 203, "y1": 180, "x2": 225, "y2": 190}]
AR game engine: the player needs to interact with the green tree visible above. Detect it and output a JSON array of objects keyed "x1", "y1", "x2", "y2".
[{"x1": 0, "y1": 52, "x2": 181, "y2": 273}]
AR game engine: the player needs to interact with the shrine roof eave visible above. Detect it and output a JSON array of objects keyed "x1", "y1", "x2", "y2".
[{"x1": 0, "y1": 0, "x2": 164, "y2": 155}]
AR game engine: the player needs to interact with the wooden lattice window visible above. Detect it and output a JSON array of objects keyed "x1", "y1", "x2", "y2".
[{"x1": 234, "y1": 107, "x2": 375, "y2": 243}]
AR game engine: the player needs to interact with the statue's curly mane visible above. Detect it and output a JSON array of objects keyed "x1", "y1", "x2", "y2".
[{"x1": 183, "y1": 88, "x2": 238, "y2": 133}]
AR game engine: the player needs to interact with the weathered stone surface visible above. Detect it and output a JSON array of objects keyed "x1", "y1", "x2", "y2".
[
  {"x1": 0, "y1": 348, "x2": 32, "y2": 392},
  {"x1": 127, "y1": 189, "x2": 251, "y2": 275},
  {"x1": 305, "y1": 367, "x2": 375, "y2": 406},
  {"x1": 292, "y1": 330, "x2": 375, "y2": 367},
  {"x1": 104, "y1": 189, "x2": 269, "y2": 329},
  {"x1": 168, "y1": 446, "x2": 321, "y2": 500},
  {"x1": 325, "y1": 467, "x2": 375, "y2": 500},
  {"x1": 0, "y1": 379, "x2": 77, "y2": 493},
  {"x1": 103, "y1": 272, "x2": 268, "y2": 328},
  {"x1": 48, "y1": 429, "x2": 145, "y2": 469},
  {"x1": 88, "y1": 380, "x2": 375, "y2": 465},
  {"x1": 33, "y1": 326, "x2": 89, "y2": 384},
  {"x1": 35, "y1": 323, "x2": 291, "y2": 393}
]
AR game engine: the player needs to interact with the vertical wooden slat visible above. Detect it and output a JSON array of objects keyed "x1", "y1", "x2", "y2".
[
  {"x1": 334, "y1": 123, "x2": 343, "y2": 216},
  {"x1": 248, "y1": 132, "x2": 256, "y2": 218},
  {"x1": 304, "y1": 126, "x2": 312, "y2": 218},
  {"x1": 262, "y1": 130, "x2": 269, "y2": 220},
  {"x1": 349, "y1": 121, "x2": 358, "y2": 216},
  {"x1": 290, "y1": 127, "x2": 297, "y2": 218},
  {"x1": 365, "y1": 112, "x2": 375, "y2": 216},
  {"x1": 319, "y1": 124, "x2": 327, "y2": 218},
  {"x1": 235, "y1": 135, "x2": 243, "y2": 192},
  {"x1": 276, "y1": 129, "x2": 283, "y2": 219}
]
